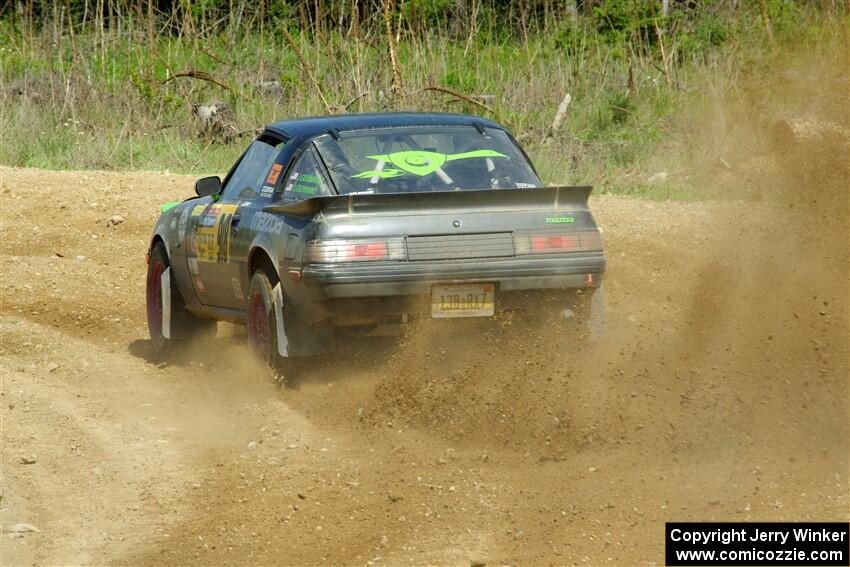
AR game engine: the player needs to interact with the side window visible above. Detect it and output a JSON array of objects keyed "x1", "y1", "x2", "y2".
[
  {"x1": 221, "y1": 139, "x2": 283, "y2": 200},
  {"x1": 282, "y1": 146, "x2": 333, "y2": 201}
]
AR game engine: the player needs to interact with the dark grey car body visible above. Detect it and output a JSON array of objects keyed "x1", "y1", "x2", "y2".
[{"x1": 148, "y1": 113, "x2": 606, "y2": 356}]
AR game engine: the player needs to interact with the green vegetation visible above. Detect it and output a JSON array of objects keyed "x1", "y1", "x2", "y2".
[{"x1": 0, "y1": 1, "x2": 845, "y2": 198}]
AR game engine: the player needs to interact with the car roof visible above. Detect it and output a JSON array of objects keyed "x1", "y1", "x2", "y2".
[{"x1": 266, "y1": 112, "x2": 506, "y2": 139}]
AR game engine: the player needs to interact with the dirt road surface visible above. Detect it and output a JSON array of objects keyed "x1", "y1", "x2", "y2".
[
  {"x1": 1, "y1": 145, "x2": 846, "y2": 566},
  {"x1": 1, "y1": 54, "x2": 849, "y2": 564}
]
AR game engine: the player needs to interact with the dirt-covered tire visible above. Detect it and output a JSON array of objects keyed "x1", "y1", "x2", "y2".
[
  {"x1": 146, "y1": 241, "x2": 216, "y2": 360},
  {"x1": 246, "y1": 269, "x2": 302, "y2": 385}
]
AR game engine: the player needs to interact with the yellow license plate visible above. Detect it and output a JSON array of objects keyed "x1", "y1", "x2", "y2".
[{"x1": 431, "y1": 283, "x2": 495, "y2": 318}]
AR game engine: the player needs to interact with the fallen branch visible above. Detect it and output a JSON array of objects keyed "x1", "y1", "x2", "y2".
[
  {"x1": 200, "y1": 45, "x2": 225, "y2": 65},
  {"x1": 420, "y1": 85, "x2": 495, "y2": 113},
  {"x1": 281, "y1": 28, "x2": 333, "y2": 114},
  {"x1": 161, "y1": 70, "x2": 231, "y2": 92},
  {"x1": 343, "y1": 92, "x2": 370, "y2": 111}
]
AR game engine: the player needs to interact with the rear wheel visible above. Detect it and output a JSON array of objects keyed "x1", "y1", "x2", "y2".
[
  {"x1": 507, "y1": 287, "x2": 605, "y2": 346},
  {"x1": 146, "y1": 241, "x2": 216, "y2": 360},
  {"x1": 551, "y1": 285, "x2": 605, "y2": 343},
  {"x1": 246, "y1": 269, "x2": 303, "y2": 385},
  {"x1": 585, "y1": 284, "x2": 606, "y2": 342}
]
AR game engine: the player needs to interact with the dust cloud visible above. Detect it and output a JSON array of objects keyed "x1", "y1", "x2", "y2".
[{"x1": 332, "y1": 39, "x2": 849, "y2": 466}]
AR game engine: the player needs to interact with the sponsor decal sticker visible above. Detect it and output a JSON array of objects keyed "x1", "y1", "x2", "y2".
[
  {"x1": 292, "y1": 183, "x2": 318, "y2": 194},
  {"x1": 251, "y1": 212, "x2": 285, "y2": 235},
  {"x1": 545, "y1": 216, "x2": 575, "y2": 224},
  {"x1": 265, "y1": 163, "x2": 284, "y2": 185},
  {"x1": 192, "y1": 203, "x2": 240, "y2": 263},
  {"x1": 285, "y1": 172, "x2": 322, "y2": 195}
]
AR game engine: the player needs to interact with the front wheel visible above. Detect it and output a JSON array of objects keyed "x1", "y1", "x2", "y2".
[
  {"x1": 246, "y1": 269, "x2": 302, "y2": 385},
  {"x1": 146, "y1": 241, "x2": 216, "y2": 360}
]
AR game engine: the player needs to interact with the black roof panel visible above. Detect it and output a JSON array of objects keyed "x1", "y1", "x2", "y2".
[{"x1": 267, "y1": 112, "x2": 505, "y2": 139}]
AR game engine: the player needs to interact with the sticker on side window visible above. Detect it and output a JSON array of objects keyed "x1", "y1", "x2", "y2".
[
  {"x1": 285, "y1": 172, "x2": 322, "y2": 195},
  {"x1": 265, "y1": 163, "x2": 284, "y2": 185}
]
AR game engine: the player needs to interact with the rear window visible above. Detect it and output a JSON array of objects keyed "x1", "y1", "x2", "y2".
[{"x1": 314, "y1": 126, "x2": 541, "y2": 195}]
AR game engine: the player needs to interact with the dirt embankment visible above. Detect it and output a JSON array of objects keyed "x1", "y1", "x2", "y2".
[{"x1": 1, "y1": 45, "x2": 847, "y2": 567}]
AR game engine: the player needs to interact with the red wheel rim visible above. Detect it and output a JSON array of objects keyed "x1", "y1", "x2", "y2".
[
  {"x1": 147, "y1": 258, "x2": 165, "y2": 343},
  {"x1": 249, "y1": 290, "x2": 270, "y2": 360}
]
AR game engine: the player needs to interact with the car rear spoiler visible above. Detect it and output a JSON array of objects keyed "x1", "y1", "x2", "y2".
[{"x1": 263, "y1": 185, "x2": 593, "y2": 217}]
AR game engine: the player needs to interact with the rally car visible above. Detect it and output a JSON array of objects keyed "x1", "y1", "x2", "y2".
[{"x1": 146, "y1": 112, "x2": 606, "y2": 372}]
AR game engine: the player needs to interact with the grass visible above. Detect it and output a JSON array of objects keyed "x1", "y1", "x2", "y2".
[{"x1": 0, "y1": 3, "x2": 844, "y2": 200}]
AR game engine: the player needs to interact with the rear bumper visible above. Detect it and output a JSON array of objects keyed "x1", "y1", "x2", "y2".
[{"x1": 301, "y1": 253, "x2": 606, "y2": 298}]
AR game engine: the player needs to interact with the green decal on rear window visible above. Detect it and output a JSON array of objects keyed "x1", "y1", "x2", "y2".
[
  {"x1": 352, "y1": 149, "x2": 507, "y2": 178},
  {"x1": 160, "y1": 201, "x2": 180, "y2": 213},
  {"x1": 545, "y1": 216, "x2": 575, "y2": 224},
  {"x1": 351, "y1": 168, "x2": 406, "y2": 179}
]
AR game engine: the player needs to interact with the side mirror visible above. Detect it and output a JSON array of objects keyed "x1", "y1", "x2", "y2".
[{"x1": 195, "y1": 176, "x2": 222, "y2": 197}]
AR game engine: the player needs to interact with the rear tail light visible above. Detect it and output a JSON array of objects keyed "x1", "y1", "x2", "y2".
[
  {"x1": 304, "y1": 238, "x2": 406, "y2": 263},
  {"x1": 531, "y1": 235, "x2": 578, "y2": 252},
  {"x1": 515, "y1": 230, "x2": 603, "y2": 255}
]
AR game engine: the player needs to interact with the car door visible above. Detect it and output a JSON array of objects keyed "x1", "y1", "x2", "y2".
[{"x1": 187, "y1": 137, "x2": 285, "y2": 309}]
